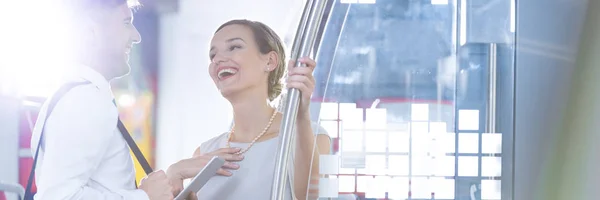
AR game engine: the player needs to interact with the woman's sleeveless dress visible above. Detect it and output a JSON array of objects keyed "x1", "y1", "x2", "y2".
[{"x1": 196, "y1": 122, "x2": 328, "y2": 200}]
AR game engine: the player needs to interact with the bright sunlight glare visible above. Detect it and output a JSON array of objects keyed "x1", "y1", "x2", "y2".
[{"x1": 0, "y1": 1, "x2": 76, "y2": 97}]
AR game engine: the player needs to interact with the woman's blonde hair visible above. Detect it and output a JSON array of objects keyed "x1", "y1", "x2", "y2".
[{"x1": 215, "y1": 19, "x2": 286, "y2": 101}]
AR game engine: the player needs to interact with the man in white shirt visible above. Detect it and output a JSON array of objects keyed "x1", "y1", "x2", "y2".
[{"x1": 29, "y1": 0, "x2": 174, "y2": 199}]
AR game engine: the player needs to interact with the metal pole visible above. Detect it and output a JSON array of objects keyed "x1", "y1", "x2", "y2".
[
  {"x1": 486, "y1": 43, "x2": 498, "y2": 133},
  {"x1": 270, "y1": 0, "x2": 329, "y2": 199}
]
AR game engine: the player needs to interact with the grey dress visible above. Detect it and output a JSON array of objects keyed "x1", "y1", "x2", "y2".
[{"x1": 196, "y1": 122, "x2": 328, "y2": 200}]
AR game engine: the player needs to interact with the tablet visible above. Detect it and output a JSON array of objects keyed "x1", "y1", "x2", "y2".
[{"x1": 174, "y1": 156, "x2": 225, "y2": 200}]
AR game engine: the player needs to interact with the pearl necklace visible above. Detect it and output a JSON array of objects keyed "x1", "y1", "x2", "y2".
[{"x1": 226, "y1": 108, "x2": 278, "y2": 155}]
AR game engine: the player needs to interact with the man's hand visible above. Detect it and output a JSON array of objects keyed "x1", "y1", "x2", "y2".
[{"x1": 139, "y1": 170, "x2": 174, "y2": 200}]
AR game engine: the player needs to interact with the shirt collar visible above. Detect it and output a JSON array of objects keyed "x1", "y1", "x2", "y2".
[{"x1": 64, "y1": 64, "x2": 113, "y2": 94}]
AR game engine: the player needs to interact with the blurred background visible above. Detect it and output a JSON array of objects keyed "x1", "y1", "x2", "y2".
[{"x1": 1, "y1": 0, "x2": 599, "y2": 199}]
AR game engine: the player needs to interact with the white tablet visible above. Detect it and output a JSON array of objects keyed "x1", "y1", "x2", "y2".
[{"x1": 174, "y1": 156, "x2": 225, "y2": 200}]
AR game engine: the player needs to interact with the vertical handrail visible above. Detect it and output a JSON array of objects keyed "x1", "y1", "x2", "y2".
[
  {"x1": 270, "y1": 0, "x2": 329, "y2": 199},
  {"x1": 486, "y1": 43, "x2": 498, "y2": 134}
]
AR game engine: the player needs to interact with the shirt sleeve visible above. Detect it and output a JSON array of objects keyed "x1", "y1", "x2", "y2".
[{"x1": 33, "y1": 86, "x2": 149, "y2": 200}]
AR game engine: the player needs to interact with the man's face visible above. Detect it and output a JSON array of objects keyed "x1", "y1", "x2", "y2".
[{"x1": 94, "y1": 4, "x2": 141, "y2": 78}]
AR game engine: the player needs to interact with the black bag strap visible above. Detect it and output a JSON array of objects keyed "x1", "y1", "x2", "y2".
[
  {"x1": 24, "y1": 82, "x2": 153, "y2": 200},
  {"x1": 24, "y1": 81, "x2": 91, "y2": 200},
  {"x1": 117, "y1": 119, "x2": 153, "y2": 175}
]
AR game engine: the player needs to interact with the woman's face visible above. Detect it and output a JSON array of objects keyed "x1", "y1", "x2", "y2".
[{"x1": 209, "y1": 24, "x2": 275, "y2": 99}]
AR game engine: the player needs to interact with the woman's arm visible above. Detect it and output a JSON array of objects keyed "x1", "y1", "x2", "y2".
[{"x1": 293, "y1": 115, "x2": 331, "y2": 200}]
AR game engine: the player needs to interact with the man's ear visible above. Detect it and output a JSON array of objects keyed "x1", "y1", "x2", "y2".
[
  {"x1": 75, "y1": 16, "x2": 98, "y2": 46},
  {"x1": 79, "y1": 9, "x2": 112, "y2": 45}
]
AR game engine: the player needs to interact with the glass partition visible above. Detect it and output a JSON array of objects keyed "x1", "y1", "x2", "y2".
[{"x1": 305, "y1": 0, "x2": 516, "y2": 199}]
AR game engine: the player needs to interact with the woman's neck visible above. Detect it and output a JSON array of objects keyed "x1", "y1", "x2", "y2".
[{"x1": 230, "y1": 95, "x2": 278, "y2": 142}]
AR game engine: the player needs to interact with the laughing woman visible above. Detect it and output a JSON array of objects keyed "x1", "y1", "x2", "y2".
[{"x1": 166, "y1": 19, "x2": 331, "y2": 200}]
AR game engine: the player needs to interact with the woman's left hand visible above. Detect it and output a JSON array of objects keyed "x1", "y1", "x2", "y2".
[{"x1": 286, "y1": 56, "x2": 317, "y2": 119}]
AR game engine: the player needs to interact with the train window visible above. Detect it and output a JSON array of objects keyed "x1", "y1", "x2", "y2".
[{"x1": 309, "y1": 0, "x2": 515, "y2": 199}]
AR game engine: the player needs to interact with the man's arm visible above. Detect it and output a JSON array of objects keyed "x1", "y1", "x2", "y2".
[{"x1": 34, "y1": 87, "x2": 149, "y2": 200}]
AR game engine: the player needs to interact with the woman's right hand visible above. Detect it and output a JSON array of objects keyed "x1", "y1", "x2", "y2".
[
  {"x1": 166, "y1": 147, "x2": 244, "y2": 195},
  {"x1": 172, "y1": 147, "x2": 244, "y2": 178}
]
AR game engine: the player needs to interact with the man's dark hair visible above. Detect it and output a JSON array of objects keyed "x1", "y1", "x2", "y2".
[
  {"x1": 58, "y1": 0, "x2": 141, "y2": 24},
  {"x1": 64, "y1": 0, "x2": 140, "y2": 13}
]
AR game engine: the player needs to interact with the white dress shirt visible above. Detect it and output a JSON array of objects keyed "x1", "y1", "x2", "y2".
[{"x1": 30, "y1": 66, "x2": 149, "y2": 200}]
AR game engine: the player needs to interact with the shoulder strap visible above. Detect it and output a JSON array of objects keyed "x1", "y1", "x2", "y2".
[
  {"x1": 117, "y1": 119, "x2": 153, "y2": 175},
  {"x1": 24, "y1": 81, "x2": 91, "y2": 200},
  {"x1": 24, "y1": 82, "x2": 154, "y2": 199}
]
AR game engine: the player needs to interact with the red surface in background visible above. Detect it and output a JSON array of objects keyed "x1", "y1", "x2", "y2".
[
  {"x1": 19, "y1": 157, "x2": 36, "y2": 193},
  {"x1": 18, "y1": 108, "x2": 41, "y2": 192},
  {"x1": 19, "y1": 109, "x2": 39, "y2": 149}
]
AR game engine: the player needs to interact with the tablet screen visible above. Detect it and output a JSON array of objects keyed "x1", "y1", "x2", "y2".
[{"x1": 174, "y1": 156, "x2": 225, "y2": 200}]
